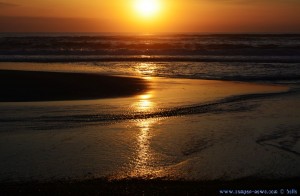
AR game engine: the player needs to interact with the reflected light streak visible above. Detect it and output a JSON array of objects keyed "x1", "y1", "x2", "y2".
[
  {"x1": 129, "y1": 88, "x2": 162, "y2": 177},
  {"x1": 134, "y1": 63, "x2": 158, "y2": 76},
  {"x1": 131, "y1": 118, "x2": 160, "y2": 178},
  {"x1": 140, "y1": 94, "x2": 151, "y2": 99},
  {"x1": 139, "y1": 100, "x2": 152, "y2": 110},
  {"x1": 134, "y1": 91, "x2": 154, "y2": 112}
]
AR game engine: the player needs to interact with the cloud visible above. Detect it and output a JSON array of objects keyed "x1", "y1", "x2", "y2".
[
  {"x1": 0, "y1": 2, "x2": 18, "y2": 8},
  {"x1": 0, "y1": 16, "x2": 115, "y2": 32}
]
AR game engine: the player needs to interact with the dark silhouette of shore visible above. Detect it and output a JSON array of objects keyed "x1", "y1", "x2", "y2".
[{"x1": 0, "y1": 70, "x2": 148, "y2": 102}]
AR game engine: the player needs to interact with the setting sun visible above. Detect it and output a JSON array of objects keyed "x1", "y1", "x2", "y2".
[{"x1": 134, "y1": 0, "x2": 161, "y2": 18}]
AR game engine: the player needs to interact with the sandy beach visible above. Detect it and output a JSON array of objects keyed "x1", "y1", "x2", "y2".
[
  {"x1": 0, "y1": 64, "x2": 299, "y2": 195},
  {"x1": 1, "y1": 178, "x2": 299, "y2": 195}
]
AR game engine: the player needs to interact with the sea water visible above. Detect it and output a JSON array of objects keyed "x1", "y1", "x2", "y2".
[{"x1": 0, "y1": 33, "x2": 299, "y2": 182}]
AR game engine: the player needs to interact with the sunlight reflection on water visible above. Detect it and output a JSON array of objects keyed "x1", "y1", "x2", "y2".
[
  {"x1": 131, "y1": 90, "x2": 155, "y2": 113},
  {"x1": 134, "y1": 62, "x2": 158, "y2": 76},
  {"x1": 113, "y1": 117, "x2": 164, "y2": 180},
  {"x1": 128, "y1": 88, "x2": 164, "y2": 178},
  {"x1": 132, "y1": 119, "x2": 157, "y2": 176}
]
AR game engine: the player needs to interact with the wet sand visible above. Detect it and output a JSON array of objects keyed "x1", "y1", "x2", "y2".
[
  {"x1": 1, "y1": 178, "x2": 299, "y2": 195},
  {"x1": 0, "y1": 67, "x2": 299, "y2": 195},
  {"x1": 0, "y1": 70, "x2": 148, "y2": 102}
]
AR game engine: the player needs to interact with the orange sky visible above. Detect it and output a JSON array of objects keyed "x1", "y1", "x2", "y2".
[{"x1": 0, "y1": 0, "x2": 300, "y2": 32}]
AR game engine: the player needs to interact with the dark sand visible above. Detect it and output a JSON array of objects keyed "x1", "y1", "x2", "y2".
[
  {"x1": 0, "y1": 70, "x2": 148, "y2": 102},
  {"x1": 1, "y1": 178, "x2": 299, "y2": 196}
]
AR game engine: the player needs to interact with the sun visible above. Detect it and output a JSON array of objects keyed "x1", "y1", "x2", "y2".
[{"x1": 134, "y1": 0, "x2": 161, "y2": 18}]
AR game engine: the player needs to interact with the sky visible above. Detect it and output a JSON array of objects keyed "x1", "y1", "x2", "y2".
[{"x1": 0, "y1": 0, "x2": 300, "y2": 33}]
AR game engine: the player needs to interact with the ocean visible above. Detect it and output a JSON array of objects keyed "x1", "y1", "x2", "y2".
[
  {"x1": 1, "y1": 33, "x2": 300, "y2": 82},
  {"x1": 0, "y1": 33, "x2": 299, "y2": 183}
]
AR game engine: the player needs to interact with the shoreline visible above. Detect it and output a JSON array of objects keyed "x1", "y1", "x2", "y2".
[{"x1": 0, "y1": 70, "x2": 148, "y2": 102}]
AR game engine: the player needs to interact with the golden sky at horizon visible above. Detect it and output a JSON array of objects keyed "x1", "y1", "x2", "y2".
[{"x1": 0, "y1": 0, "x2": 300, "y2": 32}]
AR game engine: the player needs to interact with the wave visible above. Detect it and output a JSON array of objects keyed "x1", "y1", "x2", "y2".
[
  {"x1": 1, "y1": 55, "x2": 300, "y2": 63},
  {"x1": 1, "y1": 34, "x2": 300, "y2": 62},
  {"x1": 188, "y1": 74, "x2": 300, "y2": 83},
  {"x1": 51, "y1": 90, "x2": 291, "y2": 122},
  {"x1": 0, "y1": 90, "x2": 292, "y2": 130}
]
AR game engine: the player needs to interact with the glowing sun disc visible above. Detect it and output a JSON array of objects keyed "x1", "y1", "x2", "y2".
[{"x1": 135, "y1": 0, "x2": 160, "y2": 17}]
